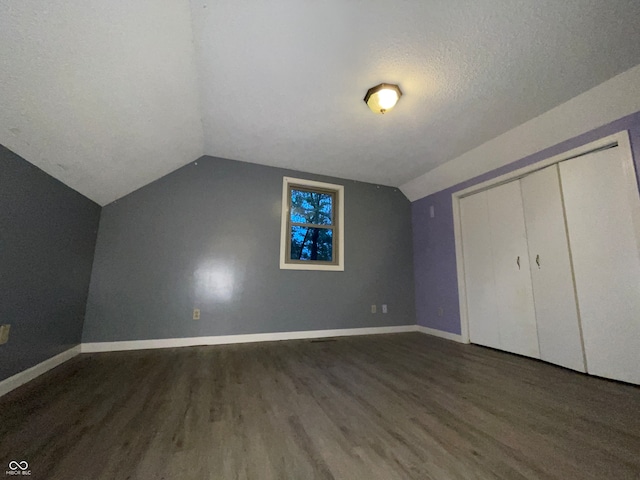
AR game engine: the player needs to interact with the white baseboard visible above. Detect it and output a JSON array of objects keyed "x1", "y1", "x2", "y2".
[
  {"x1": 0, "y1": 326, "x2": 469, "y2": 395},
  {"x1": 0, "y1": 345, "x2": 81, "y2": 398},
  {"x1": 81, "y1": 325, "x2": 419, "y2": 353},
  {"x1": 416, "y1": 325, "x2": 468, "y2": 343}
]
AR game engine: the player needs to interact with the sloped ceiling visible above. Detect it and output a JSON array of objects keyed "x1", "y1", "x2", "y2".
[
  {"x1": 0, "y1": 0, "x2": 204, "y2": 205},
  {"x1": 2, "y1": 0, "x2": 640, "y2": 205}
]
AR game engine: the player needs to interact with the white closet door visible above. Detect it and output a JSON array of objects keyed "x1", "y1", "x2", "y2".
[
  {"x1": 487, "y1": 181, "x2": 540, "y2": 358},
  {"x1": 521, "y1": 166, "x2": 585, "y2": 372},
  {"x1": 559, "y1": 146, "x2": 640, "y2": 384},
  {"x1": 460, "y1": 191, "x2": 501, "y2": 349}
]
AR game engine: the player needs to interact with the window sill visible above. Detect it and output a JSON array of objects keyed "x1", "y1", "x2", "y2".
[{"x1": 280, "y1": 262, "x2": 344, "y2": 271}]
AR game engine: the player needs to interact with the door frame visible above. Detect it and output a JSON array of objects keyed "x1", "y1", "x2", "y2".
[{"x1": 452, "y1": 130, "x2": 633, "y2": 345}]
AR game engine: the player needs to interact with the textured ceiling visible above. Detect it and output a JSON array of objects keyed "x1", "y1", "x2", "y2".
[
  {"x1": 2, "y1": 1, "x2": 640, "y2": 205},
  {"x1": 0, "y1": 0, "x2": 204, "y2": 205}
]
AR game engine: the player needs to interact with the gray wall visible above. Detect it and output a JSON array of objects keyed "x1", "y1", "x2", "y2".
[
  {"x1": 83, "y1": 156, "x2": 415, "y2": 342},
  {"x1": 0, "y1": 145, "x2": 101, "y2": 381}
]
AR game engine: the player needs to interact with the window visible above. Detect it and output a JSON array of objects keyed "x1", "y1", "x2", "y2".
[{"x1": 280, "y1": 177, "x2": 344, "y2": 271}]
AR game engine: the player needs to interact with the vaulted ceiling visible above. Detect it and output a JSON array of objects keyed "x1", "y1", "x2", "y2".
[{"x1": 2, "y1": 0, "x2": 640, "y2": 205}]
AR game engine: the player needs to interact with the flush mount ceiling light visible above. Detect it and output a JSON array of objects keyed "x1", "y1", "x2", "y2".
[{"x1": 364, "y1": 83, "x2": 402, "y2": 114}]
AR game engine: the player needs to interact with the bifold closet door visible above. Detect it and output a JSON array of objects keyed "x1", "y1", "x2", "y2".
[
  {"x1": 560, "y1": 146, "x2": 640, "y2": 385},
  {"x1": 486, "y1": 181, "x2": 540, "y2": 359},
  {"x1": 520, "y1": 166, "x2": 585, "y2": 372},
  {"x1": 460, "y1": 191, "x2": 501, "y2": 350}
]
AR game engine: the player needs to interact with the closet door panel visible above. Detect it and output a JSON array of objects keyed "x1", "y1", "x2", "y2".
[
  {"x1": 487, "y1": 181, "x2": 540, "y2": 358},
  {"x1": 460, "y1": 192, "x2": 501, "y2": 349},
  {"x1": 560, "y1": 146, "x2": 640, "y2": 384},
  {"x1": 521, "y1": 166, "x2": 585, "y2": 372}
]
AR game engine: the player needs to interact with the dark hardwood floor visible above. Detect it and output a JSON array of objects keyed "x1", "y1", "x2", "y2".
[{"x1": 1, "y1": 333, "x2": 638, "y2": 479}]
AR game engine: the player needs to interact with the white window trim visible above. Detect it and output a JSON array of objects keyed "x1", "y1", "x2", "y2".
[{"x1": 279, "y1": 176, "x2": 344, "y2": 271}]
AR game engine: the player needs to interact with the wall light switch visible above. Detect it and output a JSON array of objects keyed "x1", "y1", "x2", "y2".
[
  {"x1": 193, "y1": 308, "x2": 201, "y2": 320},
  {"x1": 0, "y1": 325, "x2": 10, "y2": 345},
  {"x1": 371, "y1": 305, "x2": 377, "y2": 314},
  {"x1": 382, "y1": 304, "x2": 388, "y2": 314}
]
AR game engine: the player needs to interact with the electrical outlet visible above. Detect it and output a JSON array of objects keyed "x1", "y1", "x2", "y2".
[
  {"x1": 437, "y1": 307, "x2": 444, "y2": 317},
  {"x1": 371, "y1": 304, "x2": 377, "y2": 314},
  {"x1": 382, "y1": 304, "x2": 388, "y2": 314},
  {"x1": 0, "y1": 325, "x2": 10, "y2": 345},
  {"x1": 193, "y1": 308, "x2": 201, "y2": 320}
]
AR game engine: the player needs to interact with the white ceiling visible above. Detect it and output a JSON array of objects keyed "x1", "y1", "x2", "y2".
[
  {"x1": 0, "y1": 0, "x2": 203, "y2": 205},
  {"x1": 2, "y1": 0, "x2": 640, "y2": 205}
]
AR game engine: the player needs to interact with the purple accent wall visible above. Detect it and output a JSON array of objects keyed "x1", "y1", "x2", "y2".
[{"x1": 412, "y1": 111, "x2": 640, "y2": 334}]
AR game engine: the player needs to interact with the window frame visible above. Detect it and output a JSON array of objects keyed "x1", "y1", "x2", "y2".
[{"x1": 279, "y1": 176, "x2": 344, "y2": 271}]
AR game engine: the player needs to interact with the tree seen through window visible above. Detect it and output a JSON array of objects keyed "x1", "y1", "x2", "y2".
[{"x1": 289, "y1": 188, "x2": 335, "y2": 262}]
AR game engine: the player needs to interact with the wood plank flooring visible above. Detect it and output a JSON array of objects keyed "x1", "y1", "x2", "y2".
[{"x1": 0, "y1": 333, "x2": 639, "y2": 479}]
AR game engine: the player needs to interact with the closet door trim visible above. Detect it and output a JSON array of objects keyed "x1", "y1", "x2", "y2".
[{"x1": 453, "y1": 130, "x2": 632, "y2": 345}]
